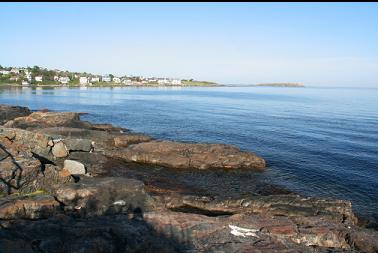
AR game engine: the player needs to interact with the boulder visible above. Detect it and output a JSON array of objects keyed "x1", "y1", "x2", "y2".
[
  {"x1": 0, "y1": 104, "x2": 31, "y2": 125},
  {"x1": 63, "y1": 160, "x2": 86, "y2": 175},
  {"x1": 51, "y1": 141, "x2": 68, "y2": 158},
  {"x1": 114, "y1": 134, "x2": 152, "y2": 147},
  {"x1": 54, "y1": 177, "x2": 154, "y2": 217},
  {"x1": 107, "y1": 140, "x2": 266, "y2": 170}
]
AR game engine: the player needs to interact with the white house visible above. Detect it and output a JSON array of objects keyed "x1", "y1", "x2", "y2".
[
  {"x1": 157, "y1": 79, "x2": 169, "y2": 85},
  {"x1": 112, "y1": 77, "x2": 121, "y2": 83},
  {"x1": 102, "y1": 76, "x2": 111, "y2": 82},
  {"x1": 10, "y1": 68, "x2": 20, "y2": 74},
  {"x1": 59, "y1": 76, "x2": 70, "y2": 85},
  {"x1": 122, "y1": 79, "x2": 132, "y2": 85},
  {"x1": 147, "y1": 78, "x2": 157, "y2": 83},
  {"x1": 171, "y1": 79, "x2": 182, "y2": 85},
  {"x1": 0, "y1": 70, "x2": 10, "y2": 75},
  {"x1": 91, "y1": 77, "x2": 100, "y2": 83},
  {"x1": 35, "y1": 76, "x2": 43, "y2": 82},
  {"x1": 54, "y1": 75, "x2": 59, "y2": 81},
  {"x1": 26, "y1": 73, "x2": 32, "y2": 81},
  {"x1": 79, "y1": 77, "x2": 89, "y2": 85}
]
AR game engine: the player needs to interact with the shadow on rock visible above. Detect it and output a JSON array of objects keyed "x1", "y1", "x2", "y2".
[{"x1": 0, "y1": 208, "x2": 184, "y2": 253}]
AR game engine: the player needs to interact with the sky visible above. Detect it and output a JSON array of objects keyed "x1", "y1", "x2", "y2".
[{"x1": 1, "y1": 2, "x2": 378, "y2": 87}]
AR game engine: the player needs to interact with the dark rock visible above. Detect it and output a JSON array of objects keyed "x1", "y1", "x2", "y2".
[
  {"x1": 0, "y1": 155, "x2": 42, "y2": 195},
  {"x1": 54, "y1": 177, "x2": 154, "y2": 217},
  {"x1": 0, "y1": 152, "x2": 71, "y2": 195},
  {"x1": 114, "y1": 134, "x2": 152, "y2": 147},
  {"x1": 348, "y1": 228, "x2": 378, "y2": 253},
  {"x1": 0, "y1": 214, "x2": 181, "y2": 253},
  {"x1": 89, "y1": 123, "x2": 126, "y2": 132},
  {"x1": 68, "y1": 152, "x2": 110, "y2": 176},
  {"x1": 107, "y1": 140, "x2": 266, "y2": 170},
  {"x1": 0, "y1": 105, "x2": 31, "y2": 125},
  {"x1": 63, "y1": 138, "x2": 92, "y2": 152}
]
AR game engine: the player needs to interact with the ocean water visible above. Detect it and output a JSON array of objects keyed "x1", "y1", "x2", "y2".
[{"x1": 0, "y1": 86, "x2": 377, "y2": 219}]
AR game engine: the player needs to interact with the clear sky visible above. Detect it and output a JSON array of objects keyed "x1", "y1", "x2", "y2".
[{"x1": 1, "y1": 2, "x2": 377, "y2": 86}]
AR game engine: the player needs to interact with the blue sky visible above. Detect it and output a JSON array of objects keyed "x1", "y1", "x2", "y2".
[{"x1": 1, "y1": 2, "x2": 377, "y2": 86}]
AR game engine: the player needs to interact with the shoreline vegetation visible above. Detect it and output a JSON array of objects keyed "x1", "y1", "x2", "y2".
[
  {"x1": 0, "y1": 104, "x2": 377, "y2": 252},
  {"x1": 0, "y1": 81, "x2": 220, "y2": 88},
  {"x1": 0, "y1": 65, "x2": 220, "y2": 87}
]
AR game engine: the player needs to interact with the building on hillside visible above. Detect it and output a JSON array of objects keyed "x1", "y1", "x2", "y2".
[
  {"x1": 26, "y1": 73, "x2": 32, "y2": 81},
  {"x1": 0, "y1": 70, "x2": 10, "y2": 75},
  {"x1": 171, "y1": 79, "x2": 182, "y2": 85},
  {"x1": 102, "y1": 75, "x2": 112, "y2": 82},
  {"x1": 147, "y1": 78, "x2": 157, "y2": 83},
  {"x1": 112, "y1": 77, "x2": 121, "y2": 83},
  {"x1": 10, "y1": 68, "x2": 20, "y2": 74},
  {"x1": 59, "y1": 76, "x2": 70, "y2": 85},
  {"x1": 91, "y1": 77, "x2": 100, "y2": 83},
  {"x1": 122, "y1": 79, "x2": 132, "y2": 85},
  {"x1": 54, "y1": 76, "x2": 59, "y2": 81},
  {"x1": 35, "y1": 76, "x2": 43, "y2": 82},
  {"x1": 79, "y1": 77, "x2": 89, "y2": 85},
  {"x1": 157, "y1": 78, "x2": 169, "y2": 85}
]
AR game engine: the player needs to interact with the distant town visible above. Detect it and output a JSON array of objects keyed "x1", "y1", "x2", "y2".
[{"x1": 0, "y1": 65, "x2": 218, "y2": 87}]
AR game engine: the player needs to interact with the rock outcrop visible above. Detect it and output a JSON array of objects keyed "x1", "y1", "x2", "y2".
[
  {"x1": 4, "y1": 111, "x2": 84, "y2": 129},
  {"x1": 0, "y1": 105, "x2": 377, "y2": 253},
  {"x1": 108, "y1": 140, "x2": 266, "y2": 170}
]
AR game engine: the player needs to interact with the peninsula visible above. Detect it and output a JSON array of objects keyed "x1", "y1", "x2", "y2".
[
  {"x1": 0, "y1": 65, "x2": 219, "y2": 87},
  {"x1": 253, "y1": 82, "x2": 305, "y2": 87}
]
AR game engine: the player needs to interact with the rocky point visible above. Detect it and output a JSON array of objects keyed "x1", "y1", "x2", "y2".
[{"x1": 0, "y1": 104, "x2": 377, "y2": 253}]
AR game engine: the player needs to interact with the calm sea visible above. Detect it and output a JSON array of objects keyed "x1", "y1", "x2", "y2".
[{"x1": 0, "y1": 86, "x2": 377, "y2": 219}]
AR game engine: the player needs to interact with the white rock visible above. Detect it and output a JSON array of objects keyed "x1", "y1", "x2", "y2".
[
  {"x1": 63, "y1": 159, "x2": 86, "y2": 175},
  {"x1": 229, "y1": 225, "x2": 259, "y2": 238},
  {"x1": 113, "y1": 200, "x2": 126, "y2": 206},
  {"x1": 52, "y1": 141, "x2": 68, "y2": 158}
]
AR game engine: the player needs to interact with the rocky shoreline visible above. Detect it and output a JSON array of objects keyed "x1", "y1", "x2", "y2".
[{"x1": 0, "y1": 104, "x2": 377, "y2": 252}]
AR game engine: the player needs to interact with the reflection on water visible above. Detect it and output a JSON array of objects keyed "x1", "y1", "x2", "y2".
[{"x1": 0, "y1": 85, "x2": 377, "y2": 219}]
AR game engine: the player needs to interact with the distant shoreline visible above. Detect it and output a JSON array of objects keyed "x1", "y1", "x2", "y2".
[
  {"x1": 246, "y1": 83, "x2": 305, "y2": 88},
  {"x1": 0, "y1": 82, "x2": 223, "y2": 88}
]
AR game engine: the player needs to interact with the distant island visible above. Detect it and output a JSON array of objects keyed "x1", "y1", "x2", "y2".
[
  {"x1": 253, "y1": 83, "x2": 305, "y2": 87},
  {"x1": 0, "y1": 65, "x2": 219, "y2": 87}
]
